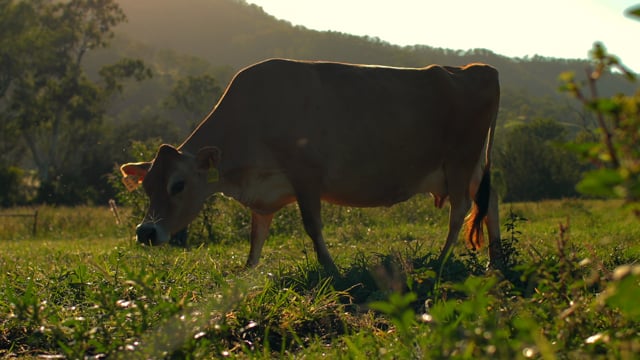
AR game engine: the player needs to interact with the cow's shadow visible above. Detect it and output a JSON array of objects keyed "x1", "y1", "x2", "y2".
[
  {"x1": 336, "y1": 251, "x2": 489, "y2": 304},
  {"x1": 267, "y1": 249, "x2": 516, "y2": 310}
]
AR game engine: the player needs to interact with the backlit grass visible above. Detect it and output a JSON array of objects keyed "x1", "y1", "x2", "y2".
[{"x1": 0, "y1": 199, "x2": 638, "y2": 358}]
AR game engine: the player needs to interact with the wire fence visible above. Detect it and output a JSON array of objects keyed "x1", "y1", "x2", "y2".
[{"x1": 0, "y1": 210, "x2": 38, "y2": 236}]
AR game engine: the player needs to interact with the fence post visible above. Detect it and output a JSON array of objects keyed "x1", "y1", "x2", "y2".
[{"x1": 32, "y1": 210, "x2": 38, "y2": 237}]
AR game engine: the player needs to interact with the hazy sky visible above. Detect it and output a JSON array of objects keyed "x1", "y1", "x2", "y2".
[{"x1": 248, "y1": 0, "x2": 639, "y2": 72}]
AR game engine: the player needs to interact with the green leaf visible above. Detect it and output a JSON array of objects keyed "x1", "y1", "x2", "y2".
[
  {"x1": 369, "y1": 299, "x2": 394, "y2": 314},
  {"x1": 558, "y1": 71, "x2": 575, "y2": 83},
  {"x1": 576, "y1": 168, "x2": 624, "y2": 197},
  {"x1": 589, "y1": 42, "x2": 607, "y2": 60},
  {"x1": 563, "y1": 141, "x2": 599, "y2": 156},
  {"x1": 626, "y1": 5, "x2": 640, "y2": 19},
  {"x1": 605, "y1": 269, "x2": 640, "y2": 321},
  {"x1": 594, "y1": 98, "x2": 622, "y2": 114}
]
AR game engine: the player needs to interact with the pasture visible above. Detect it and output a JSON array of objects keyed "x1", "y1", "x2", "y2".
[{"x1": 0, "y1": 198, "x2": 639, "y2": 359}]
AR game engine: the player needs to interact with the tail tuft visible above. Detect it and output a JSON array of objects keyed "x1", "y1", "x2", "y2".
[
  {"x1": 464, "y1": 169, "x2": 491, "y2": 250},
  {"x1": 464, "y1": 206, "x2": 485, "y2": 250}
]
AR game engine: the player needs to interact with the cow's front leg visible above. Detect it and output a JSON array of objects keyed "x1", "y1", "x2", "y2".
[
  {"x1": 246, "y1": 212, "x2": 274, "y2": 267},
  {"x1": 296, "y1": 193, "x2": 339, "y2": 275}
]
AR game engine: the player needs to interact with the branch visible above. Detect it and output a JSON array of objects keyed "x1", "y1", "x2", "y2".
[
  {"x1": 586, "y1": 67, "x2": 620, "y2": 168},
  {"x1": 22, "y1": 129, "x2": 48, "y2": 181}
]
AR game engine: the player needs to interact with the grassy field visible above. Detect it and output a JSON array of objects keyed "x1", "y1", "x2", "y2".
[{"x1": 0, "y1": 198, "x2": 639, "y2": 359}]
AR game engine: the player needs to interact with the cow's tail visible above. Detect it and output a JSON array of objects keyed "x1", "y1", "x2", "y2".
[
  {"x1": 465, "y1": 74, "x2": 499, "y2": 250},
  {"x1": 465, "y1": 167, "x2": 490, "y2": 250}
]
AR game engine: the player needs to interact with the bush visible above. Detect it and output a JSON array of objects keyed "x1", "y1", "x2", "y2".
[
  {"x1": 494, "y1": 118, "x2": 583, "y2": 201},
  {"x1": 0, "y1": 165, "x2": 36, "y2": 206}
]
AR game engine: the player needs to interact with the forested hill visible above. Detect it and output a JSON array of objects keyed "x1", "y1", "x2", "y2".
[{"x1": 114, "y1": 0, "x2": 633, "y2": 99}]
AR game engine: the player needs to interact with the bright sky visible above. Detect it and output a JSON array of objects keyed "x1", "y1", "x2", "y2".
[{"x1": 248, "y1": 0, "x2": 640, "y2": 72}]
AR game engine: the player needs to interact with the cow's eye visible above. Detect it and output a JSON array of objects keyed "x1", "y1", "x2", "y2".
[{"x1": 170, "y1": 180, "x2": 185, "y2": 195}]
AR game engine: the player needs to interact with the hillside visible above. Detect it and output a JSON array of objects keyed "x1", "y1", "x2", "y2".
[
  {"x1": 113, "y1": 0, "x2": 634, "y2": 99},
  {"x1": 84, "y1": 0, "x2": 637, "y2": 141}
]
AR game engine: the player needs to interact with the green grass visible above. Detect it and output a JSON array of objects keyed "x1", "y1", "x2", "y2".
[{"x1": 0, "y1": 198, "x2": 639, "y2": 359}]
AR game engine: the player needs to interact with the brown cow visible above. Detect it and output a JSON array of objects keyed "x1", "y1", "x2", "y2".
[{"x1": 120, "y1": 58, "x2": 503, "y2": 274}]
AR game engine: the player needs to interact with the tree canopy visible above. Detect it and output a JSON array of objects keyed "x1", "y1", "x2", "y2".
[{"x1": 0, "y1": 0, "x2": 151, "y2": 203}]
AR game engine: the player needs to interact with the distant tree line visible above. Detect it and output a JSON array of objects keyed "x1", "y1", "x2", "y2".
[{"x1": 494, "y1": 118, "x2": 584, "y2": 201}]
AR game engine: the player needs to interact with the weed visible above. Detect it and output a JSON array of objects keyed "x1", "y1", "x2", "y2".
[{"x1": 502, "y1": 207, "x2": 526, "y2": 269}]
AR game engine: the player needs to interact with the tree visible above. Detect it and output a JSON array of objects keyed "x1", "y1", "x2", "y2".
[
  {"x1": 0, "y1": 0, "x2": 43, "y2": 171},
  {"x1": 0, "y1": 166, "x2": 30, "y2": 206},
  {"x1": 164, "y1": 74, "x2": 222, "y2": 129},
  {"x1": 494, "y1": 118, "x2": 583, "y2": 202},
  {"x1": 0, "y1": 0, "x2": 151, "y2": 203}
]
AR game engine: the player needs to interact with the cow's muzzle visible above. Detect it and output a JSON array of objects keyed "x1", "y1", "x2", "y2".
[{"x1": 136, "y1": 223, "x2": 164, "y2": 246}]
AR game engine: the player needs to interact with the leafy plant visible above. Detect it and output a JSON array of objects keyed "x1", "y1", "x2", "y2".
[
  {"x1": 369, "y1": 292, "x2": 417, "y2": 339},
  {"x1": 501, "y1": 208, "x2": 526, "y2": 270},
  {"x1": 560, "y1": 9, "x2": 640, "y2": 214}
]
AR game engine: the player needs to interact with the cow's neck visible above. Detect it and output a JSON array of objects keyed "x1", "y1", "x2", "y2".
[{"x1": 177, "y1": 112, "x2": 222, "y2": 155}]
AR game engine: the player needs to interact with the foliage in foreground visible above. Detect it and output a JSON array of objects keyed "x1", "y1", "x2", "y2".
[
  {"x1": 560, "y1": 7, "x2": 640, "y2": 215},
  {"x1": 0, "y1": 200, "x2": 638, "y2": 359}
]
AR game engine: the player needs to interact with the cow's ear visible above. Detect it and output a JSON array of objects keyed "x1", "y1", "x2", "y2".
[
  {"x1": 120, "y1": 162, "x2": 151, "y2": 191},
  {"x1": 196, "y1": 146, "x2": 222, "y2": 183}
]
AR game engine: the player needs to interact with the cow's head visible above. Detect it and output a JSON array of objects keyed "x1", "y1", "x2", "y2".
[{"x1": 120, "y1": 144, "x2": 221, "y2": 245}]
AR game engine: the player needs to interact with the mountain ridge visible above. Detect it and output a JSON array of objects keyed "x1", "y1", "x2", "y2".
[{"x1": 113, "y1": 0, "x2": 634, "y2": 99}]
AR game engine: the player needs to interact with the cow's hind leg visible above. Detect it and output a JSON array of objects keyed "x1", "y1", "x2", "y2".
[
  {"x1": 468, "y1": 169, "x2": 504, "y2": 270},
  {"x1": 438, "y1": 194, "x2": 472, "y2": 265},
  {"x1": 486, "y1": 189, "x2": 504, "y2": 269},
  {"x1": 246, "y1": 212, "x2": 275, "y2": 268},
  {"x1": 296, "y1": 193, "x2": 339, "y2": 275}
]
